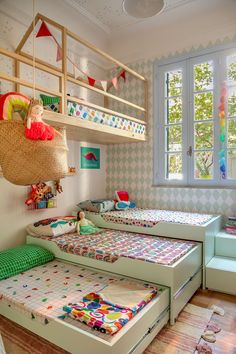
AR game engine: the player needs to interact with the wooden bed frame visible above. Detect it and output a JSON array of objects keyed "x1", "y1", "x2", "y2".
[
  {"x1": 27, "y1": 235, "x2": 202, "y2": 325},
  {"x1": 0, "y1": 13, "x2": 148, "y2": 144},
  {"x1": 0, "y1": 260, "x2": 169, "y2": 354}
]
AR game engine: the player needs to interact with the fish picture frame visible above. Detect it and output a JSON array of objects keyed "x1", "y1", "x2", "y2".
[{"x1": 80, "y1": 147, "x2": 100, "y2": 169}]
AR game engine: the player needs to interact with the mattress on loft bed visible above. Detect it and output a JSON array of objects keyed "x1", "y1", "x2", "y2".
[
  {"x1": 85, "y1": 208, "x2": 221, "y2": 241},
  {"x1": 67, "y1": 102, "x2": 146, "y2": 136},
  {"x1": 0, "y1": 259, "x2": 169, "y2": 354}
]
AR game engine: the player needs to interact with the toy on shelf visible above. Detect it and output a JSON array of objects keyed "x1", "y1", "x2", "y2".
[
  {"x1": 25, "y1": 98, "x2": 56, "y2": 141},
  {"x1": 25, "y1": 182, "x2": 56, "y2": 209},
  {"x1": 115, "y1": 190, "x2": 136, "y2": 210},
  {"x1": 225, "y1": 215, "x2": 236, "y2": 235},
  {"x1": 77, "y1": 211, "x2": 100, "y2": 235}
]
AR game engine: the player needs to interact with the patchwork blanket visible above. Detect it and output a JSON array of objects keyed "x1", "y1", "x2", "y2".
[
  {"x1": 99, "y1": 208, "x2": 213, "y2": 227},
  {"x1": 35, "y1": 229, "x2": 197, "y2": 265}
]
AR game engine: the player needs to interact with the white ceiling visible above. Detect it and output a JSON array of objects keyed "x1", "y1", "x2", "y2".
[{"x1": 65, "y1": 0, "x2": 196, "y2": 34}]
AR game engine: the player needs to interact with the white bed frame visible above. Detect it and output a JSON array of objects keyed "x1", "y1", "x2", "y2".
[
  {"x1": 27, "y1": 235, "x2": 202, "y2": 324},
  {"x1": 85, "y1": 212, "x2": 222, "y2": 288},
  {"x1": 0, "y1": 261, "x2": 169, "y2": 354}
]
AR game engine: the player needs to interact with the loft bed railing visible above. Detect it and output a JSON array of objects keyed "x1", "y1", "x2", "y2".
[{"x1": 0, "y1": 13, "x2": 148, "y2": 144}]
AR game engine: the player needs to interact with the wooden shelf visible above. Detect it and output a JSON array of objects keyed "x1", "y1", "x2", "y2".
[{"x1": 44, "y1": 111, "x2": 146, "y2": 144}]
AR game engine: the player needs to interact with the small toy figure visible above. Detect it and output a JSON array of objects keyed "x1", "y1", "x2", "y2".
[
  {"x1": 55, "y1": 180, "x2": 63, "y2": 194},
  {"x1": 25, "y1": 98, "x2": 56, "y2": 140},
  {"x1": 115, "y1": 190, "x2": 136, "y2": 210},
  {"x1": 77, "y1": 211, "x2": 100, "y2": 235}
]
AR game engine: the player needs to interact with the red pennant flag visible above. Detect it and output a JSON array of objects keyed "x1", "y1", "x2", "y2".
[
  {"x1": 36, "y1": 20, "x2": 52, "y2": 37},
  {"x1": 120, "y1": 70, "x2": 126, "y2": 82},
  {"x1": 112, "y1": 77, "x2": 118, "y2": 90},
  {"x1": 56, "y1": 45, "x2": 63, "y2": 62},
  {"x1": 88, "y1": 76, "x2": 96, "y2": 87}
]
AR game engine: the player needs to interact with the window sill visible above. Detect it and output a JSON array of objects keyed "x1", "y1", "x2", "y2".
[{"x1": 152, "y1": 184, "x2": 236, "y2": 189}]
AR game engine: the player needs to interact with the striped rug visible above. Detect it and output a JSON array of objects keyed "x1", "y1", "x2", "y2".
[
  {"x1": 0, "y1": 304, "x2": 213, "y2": 354},
  {"x1": 144, "y1": 303, "x2": 214, "y2": 354}
]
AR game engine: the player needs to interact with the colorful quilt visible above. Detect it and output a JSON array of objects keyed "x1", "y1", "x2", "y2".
[
  {"x1": 0, "y1": 260, "x2": 161, "y2": 335},
  {"x1": 99, "y1": 209, "x2": 213, "y2": 227},
  {"x1": 63, "y1": 281, "x2": 157, "y2": 336},
  {"x1": 36, "y1": 229, "x2": 197, "y2": 265},
  {"x1": 67, "y1": 102, "x2": 146, "y2": 136}
]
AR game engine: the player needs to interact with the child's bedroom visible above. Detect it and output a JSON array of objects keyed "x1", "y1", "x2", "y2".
[{"x1": 0, "y1": 0, "x2": 235, "y2": 353}]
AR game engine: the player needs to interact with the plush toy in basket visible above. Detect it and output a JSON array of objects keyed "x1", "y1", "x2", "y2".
[
  {"x1": 25, "y1": 98, "x2": 56, "y2": 141},
  {"x1": 0, "y1": 92, "x2": 68, "y2": 185},
  {"x1": 115, "y1": 190, "x2": 136, "y2": 210}
]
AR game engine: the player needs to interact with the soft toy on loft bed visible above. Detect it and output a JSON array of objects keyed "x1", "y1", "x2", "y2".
[
  {"x1": 115, "y1": 190, "x2": 136, "y2": 210},
  {"x1": 25, "y1": 98, "x2": 56, "y2": 140}
]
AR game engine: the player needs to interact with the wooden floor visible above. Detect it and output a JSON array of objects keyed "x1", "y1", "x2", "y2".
[{"x1": 190, "y1": 289, "x2": 236, "y2": 354}]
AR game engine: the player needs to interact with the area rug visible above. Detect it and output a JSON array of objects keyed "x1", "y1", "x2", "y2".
[
  {"x1": 0, "y1": 304, "x2": 213, "y2": 354},
  {"x1": 144, "y1": 303, "x2": 214, "y2": 354}
]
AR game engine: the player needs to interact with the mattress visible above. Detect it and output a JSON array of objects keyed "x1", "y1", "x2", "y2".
[
  {"x1": 0, "y1": 260, "x2": 164, "y2": 336},
  {"x1": 30, "y1": 229, "x2": 197, "y2": 266},
  {"x1": 94, "y1": 208, "x2": 214, "y2": 228},
  {"x1": 67, "y1": 102, "x2": 146, "y2": 136}
]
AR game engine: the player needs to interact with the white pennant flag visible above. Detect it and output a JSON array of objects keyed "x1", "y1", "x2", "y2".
[
  {"x1": 100, "y1": 80, "x2": 108, "y2": 92},
  {"x1": 74, "y1": 66, "x2": 81, "y2": 79}
]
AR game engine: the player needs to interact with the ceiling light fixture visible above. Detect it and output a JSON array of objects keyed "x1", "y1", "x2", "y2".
[{"x1": 123, "y1": 0, "x2": 165, "y2": 19}]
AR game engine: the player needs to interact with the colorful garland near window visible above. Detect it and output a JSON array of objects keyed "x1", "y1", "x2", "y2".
[{"x1": 219, "y1": 84, "x2": 227, "y2": 179}]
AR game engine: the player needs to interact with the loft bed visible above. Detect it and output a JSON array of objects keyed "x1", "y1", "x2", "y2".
[{"x1": 0, "y1": 14, "x2": 148, "y2": 144}]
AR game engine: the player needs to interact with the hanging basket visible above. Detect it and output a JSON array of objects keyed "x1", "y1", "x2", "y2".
[{"x1": 0, "y1": 121, "x2": 68, "y2": 185}]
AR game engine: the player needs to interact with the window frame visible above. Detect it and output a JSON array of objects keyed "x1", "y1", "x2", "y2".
[{"x1": 153, "y1": 41, "x2": 236, "y2": 188}]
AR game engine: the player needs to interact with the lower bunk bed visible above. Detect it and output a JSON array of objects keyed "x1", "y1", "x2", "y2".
[
  {"x1": 0, "y1": 258, "x2": 169, "y2": 354},
  {"x1": 84, "y1": 208, "x2": 222, "y2": 288},
  {"x1": 27, "y1": 229, "x2": 202, "y2": 325}
]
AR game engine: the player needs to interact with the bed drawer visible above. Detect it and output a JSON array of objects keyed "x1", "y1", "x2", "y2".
[{"x1": 0, "y1": 286, "x2": 169, "y2": 354}]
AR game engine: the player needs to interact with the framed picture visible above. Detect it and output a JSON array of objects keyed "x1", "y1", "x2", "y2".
[{"x1": 80, "y1": 147, "x2": 100, "y2": 169}]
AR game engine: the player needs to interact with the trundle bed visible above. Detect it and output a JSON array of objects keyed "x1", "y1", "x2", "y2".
[
  {"x1": 27, "y1": 228, "x2": 202, "y2": 324},
  {"x1": 85, "y1": 208, "x2": 222, "y2": 287},
  {"x1": 0, "y1": 259, "x2": 169, "y2": 354}
]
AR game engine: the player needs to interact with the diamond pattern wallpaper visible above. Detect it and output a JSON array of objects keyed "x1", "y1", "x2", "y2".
[{"x1": 106, "y1": 59, "x2": 236, "y2": 216}]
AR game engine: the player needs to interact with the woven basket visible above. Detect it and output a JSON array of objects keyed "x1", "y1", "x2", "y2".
[{"x1": 0, "y1": 121, "x2": 68, "y2": 185}]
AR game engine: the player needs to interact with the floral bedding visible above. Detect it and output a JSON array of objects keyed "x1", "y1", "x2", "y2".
[
  {"x1": 35, "y1": 229, "x2": 197, "y2": 265},
  {"x1": 67, "y1": 102, "x2": 146, "y2": 136},
  {"x1": 0, "y1": 260, "x2": 161, "y2": 335},
  {"x1": 99, "y1": 209, "x2": 213, "y2": 227}
]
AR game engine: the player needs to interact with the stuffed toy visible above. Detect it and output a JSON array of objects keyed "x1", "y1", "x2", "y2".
[
  {"x1": 77, "y1": 211, "x2": 100, "y2": 235},
  {"x1": 115, "y1": 190, "x2": 136, "y2": 210},
  {"x1": 25, "y1": 182, "x2": 54, "y2": 205},
  {"x1": 25, "y1": 98, "x2": 56, "y2": 140}
]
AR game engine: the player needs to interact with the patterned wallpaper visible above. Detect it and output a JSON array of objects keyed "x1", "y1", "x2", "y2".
[{"x1": 106, "y1": 59, "x2": 236, "y2": 216}]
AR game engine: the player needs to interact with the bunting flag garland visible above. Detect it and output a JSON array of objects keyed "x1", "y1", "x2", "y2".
[
  {"x1": 35, "y1": 19, "x2": 127, "y2": 90},
  {"x1": 36, "y1": 20, "x2": 52, "y2": 37},
  {"x1": 120, "y1": 69, "x2": 126, "y2": 81},
  {"x1": 112, "y1": 77, "x2": 118, "y2": 90},
  {"x1": 56, "y1": 45, "x2": 63, "y2": 62},
  {"x1": 88, "y1": 76, "x2": 96, "y2": 87},
  {"x1": 100, "y1": 81, "x2": 108, "y2": 92},
  {"x1": 218, "y1": 84, "x2": 227, "y2": 179},
  {"x1": 73, "y1": 66, "x2": 81, "y2": 80}
]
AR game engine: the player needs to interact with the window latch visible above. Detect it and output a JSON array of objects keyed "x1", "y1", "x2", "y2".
[{"x1": 187, "y1": 146, "x2": 192, "y2": 157}]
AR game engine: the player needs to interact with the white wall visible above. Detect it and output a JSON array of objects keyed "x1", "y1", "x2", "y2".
[{"x1": 0, "y1": 0, "x2": 108, "y2": 250}]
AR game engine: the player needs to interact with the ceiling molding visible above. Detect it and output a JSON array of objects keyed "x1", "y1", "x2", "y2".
[{"x1": 64, "y1": 0, "x2": 110, "y2": 35}]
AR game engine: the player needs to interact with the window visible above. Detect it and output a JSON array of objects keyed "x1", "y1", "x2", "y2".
[{"x1": 154, "y1": 43, "x2": 236, "y2": 187}]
